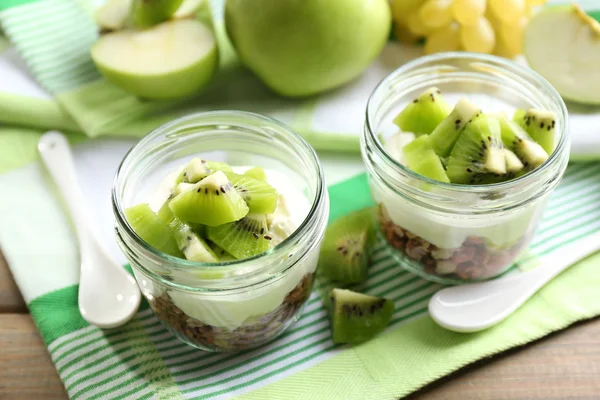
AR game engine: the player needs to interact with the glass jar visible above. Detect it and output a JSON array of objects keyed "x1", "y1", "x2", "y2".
[
  {"x1": 112, "y1": 111, "x2": 329, "y2": 351},
  {"x1": 362, "y1": 53, "x2": 570, "y2": 285}
]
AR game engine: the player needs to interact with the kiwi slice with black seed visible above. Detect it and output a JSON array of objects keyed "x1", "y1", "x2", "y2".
[
  {"x1": 498, "y1": 115, "x2": 548, "y2": 169},
  {"x1": 243, "y1": 166, "x2": 267, "y2": 182},
  {"x1": 124, "y1": 203, "x2": 182, "y2": 257},
  {"x1": 402, "y1": 135, "x2": 450, "y2": 183},
  {"x1": 429, "y1": 98, "x2": 481, "y2": 157},
  {"x1": 168, "y1": 218, "x2": 218, "y2": 262},
  {"x1": 169, "y1": 170, "x2": 249, "y2": 226},
  {"x1": 225, "y1": 172, "x2": 278, "y2": 214},
  {"x1": 318, "y1": 208, "x2": 375, "y2": 284},
  {"x1": 329, "y1": 288, "x2": 394, "y2": 344},
  {"x1": 175, "y1": 158, "x2": 233, "y2": 184},
  {"x1": 514, "y1": 109, "x2": 557, "y2": 155},
  {"x1": 393, "y1": 87, "x2": 452, "y2": 136},
  {"x1": 207, "y1": 213, "x2": 272, "y2": 259},
  {"x1": 446, "y1": 116, "x2": 506, "y2": 184}
]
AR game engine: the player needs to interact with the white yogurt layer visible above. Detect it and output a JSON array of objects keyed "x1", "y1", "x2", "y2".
[
  {"x1": 379, "y1": 133, "x2": 545, "y2": 249},
  {"x1": 147, "y1": 167, "x2": 314, "y2": 330}
]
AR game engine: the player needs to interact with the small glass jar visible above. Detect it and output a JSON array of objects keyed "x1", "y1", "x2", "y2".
[
  {"x1": 362, "y1": 53, "x2": 570, "y2": 285},
  {"x1": 112, "y1": 111, "x2": 329, "y2": 351}
]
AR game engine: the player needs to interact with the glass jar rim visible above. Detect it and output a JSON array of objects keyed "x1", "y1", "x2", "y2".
[
  {"x1": 112, "y1": 110, "x2": 326, "y2": 281},
  {"x1": 365, "y1": 52, "x2": 570, "y2": 194}
]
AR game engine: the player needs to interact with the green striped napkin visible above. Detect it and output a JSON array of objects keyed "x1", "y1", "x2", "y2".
[{"x1": 1, "y1": 139, "x2": 600, "y2": 398}]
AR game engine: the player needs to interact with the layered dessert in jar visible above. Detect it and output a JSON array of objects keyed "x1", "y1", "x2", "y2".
[{"x1": 365, "y1": 78, "x2": 568, "y2": 284}]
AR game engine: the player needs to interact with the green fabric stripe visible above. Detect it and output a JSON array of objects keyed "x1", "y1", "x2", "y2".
[{"x1": 0, "y1": 0, "x2": 39, "y2": 11}]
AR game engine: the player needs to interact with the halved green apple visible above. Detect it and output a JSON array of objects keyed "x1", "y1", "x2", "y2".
[
  {"x1": 95, "y1": 0, "x2": 132, "y2": 31},
  {"x1": 524, "y1": 5, "x2": 600, "y2": 105},
  {"x1": 91, "y1": 19, "x2": 218, "y2": 99},
  {"x1": 130, "y1": 0, "x2": 184, "y2": 28}
]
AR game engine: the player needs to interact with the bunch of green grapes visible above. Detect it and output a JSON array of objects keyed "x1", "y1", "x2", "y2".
[{"x1": 391, "y1": 0, "x2": 547, "y2": 57}]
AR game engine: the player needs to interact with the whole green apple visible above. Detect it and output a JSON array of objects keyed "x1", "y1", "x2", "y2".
[{"x1": 225, "y1": 0, "x2": 391, "y2": 97}]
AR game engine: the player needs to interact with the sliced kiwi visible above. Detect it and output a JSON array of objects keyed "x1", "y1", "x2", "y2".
[
  {"x1": 168, "y1": 218, "x2": 218, "y2": 262},
  {"x1": 175, "y1": 158, "x2": 233, "y2": 184},
  {"x1": 514, "y1": 109, "x2": 557, "y2": 155},
  {"x1": 169, "y1": 170, "x2": 249, "y2": 226},
  {"x1": 403, "y1": 135, "x2": 450, "y2": 183},
  {"x1": 429, "y1": 98, "x2": 481, "y2": 157},
  {"x1": 318, "y1": 208, "x2": 375, "y2": 284},
  {"x1": 329, "y1": 288, "x2": 394, "y2": 344},
  {"x1": 243, "y1": 166, "x2": 267, "y2": 182},
  {"x1": 209, "y1": 242, "x2": 238, "y2": 261},
  {"x1": 225, "y1": 172, "x2": 278, "y2": 214},
  {"x1": 207, "y1": 213, "x2": 272, "y2": 259},
  {"x1": 393, "y1": 87, "x2": 452, "y2": 136},
  {"x1": 499, "y1": 116, "x2": 549, "y2": 169},
  {"x1": 129, "y1": 0, "x2": 184, "y2": 28},
  {"x1": 446, "y1": 116, "x2": 506, "y2": 184},
  {"x1": 124, "y1": 203, "x2": 182, "y2": 257},
  {"x1": 504, "y1": 149, "x2": 525, "y2": 173}
]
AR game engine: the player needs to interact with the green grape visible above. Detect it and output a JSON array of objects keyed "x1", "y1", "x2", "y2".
[
  {"x1": 498, "y1": 16, "x2": 527, "y2": 55},
  {"x1": 489, "y1": 0, "x2": 526, "y2": 24},
  {"x1": 459, "y1": 17, "x2": 495, "y2": 53},
  {"x1": 419, "y1": 0, "x2": 453, "y2": 29},
  {"x1": 527, "y1": 0, "x2": 546, "y2": 5},
  {"x1": 406, "y1": 10, "x2": 431, "y2": 35},
  {"x1": 452, "y1": 0, "x2": 486, "y2": 26},
  {"x1": 425, "y1": 24, "x2": 460, "y2": 53},
  {"x1": 391, "y1": 0, "x2": 426, "y2": 24}
]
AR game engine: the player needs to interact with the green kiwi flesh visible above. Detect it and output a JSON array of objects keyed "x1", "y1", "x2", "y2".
[
  {"x1": 209, "y1": 243, "x2": 238, "y2": 261},
  {"x1": 168, "y1": 218, "x2": 219, "y2": 262},
  {"x1": 514, "y1": 109, "x2": 557, "y2": 155},
  {"x1": 499, "y1": 116, "x2": 549, "y2": 169},
  {"x1": 393, "y1": 87, "x2": 452, "y2": 136},
  {"x1": 318, "y1": 208, "x2": 375, "y2": 284},
  {"x1": 175, "y1": 158, "x2": 233, "y2": 185},
  {"x1": 169, "y1": 170, "x2": 249, "y2": 226},
  {"x1": 207, "y1": 213, "x2": 272, "y2": 259},
  {"x1": 402, "y1": 135, "x2": 450, "y2": 183},
  {"x1": 129, "y1": 0, "x2": 184, "y2": 28},
  {"x1": 330, "y1": 288, "x2": 394, "y2": 344},
  {"x1": 124, "y1": 203, "x2": 182, "y2": 257},
  {"x1": 225, "y1": 172, "x2": 278, "y2": 214},
  {"x1": 429, "y1": 98, "x2": 481, "y2": 157},
  {"x1": 446, "y1": 116, "x2": 506, "y2": 184},
  {"x1": 243, "y1": 166, "x2": 267, "y2": 182}
]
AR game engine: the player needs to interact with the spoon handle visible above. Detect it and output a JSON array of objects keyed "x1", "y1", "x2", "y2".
[
  {"x1": 429, "y1": 229, "x2": 600, "y2": 332},
  {"x1": 38, "y1": 131, "x2": 93, "y2": 248}
]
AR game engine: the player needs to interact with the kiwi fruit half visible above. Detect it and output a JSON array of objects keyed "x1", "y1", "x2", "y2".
[
  {"x1": 207, "y1": 213, "x2": 272, "y2": 259},
  {"x1": 393, "y1": 87, "x2": 452, "y2": 136},
  {"x1": 169, "y1": 170, "x2": 249, "y2": 226},
  {"x1": 124, "y1": 203, "x2": 182, "y2": 257},
  {"x1": 243, "y1": 166, "x2": 267, "y2": 182},
  {"x1": 329, "y1": 288, "x2": 394, "y2": 344},
  {"x1": 318, "y1": 208, "x2": 375, "y2": 284},
  {"x1": 514, "y1": 109, "x2": 557, "y2": 155},
  {"x1": 225, "y1": 172, "x2": 278, "y2": 214},
  {"x1": 402, "y1": 135, "x2": 450, "y2": 183},
  {"x1": 446, "y1": 116, "x2": 506, "y2": 184},
  {"x1": 175, "y1": 158, "x2": 233, "y2": 184},
  {"x1": 498, "y1": 115, "x2": 549, "y2": 169},
  {"x1": 429, "y1": 98, "x2": 481, "y2": 157}
]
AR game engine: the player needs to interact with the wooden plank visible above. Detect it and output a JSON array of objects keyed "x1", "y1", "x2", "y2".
[
  {"x1": 0, "y1": 250, "x2": 26, "y2": 313},
  {"x1": 0, "y1": 314, "x2": 67, "y2": 400}
]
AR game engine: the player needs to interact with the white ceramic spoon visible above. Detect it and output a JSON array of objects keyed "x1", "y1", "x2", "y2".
[
  {"x1": 429, "y1": 230, "x2": 600, "y2": 332},
  {"x1": 38, "y1": 131, "x2": 141, "y2": 329}
]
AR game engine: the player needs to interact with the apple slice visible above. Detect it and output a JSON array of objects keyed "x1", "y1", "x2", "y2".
[
  {"x1": 95, "y1": 0, "x2": 132, "y2": 31},
  {"x1": 91, "y1": 19, "x2": 218, "y2": 99},
  {"x1": 130, "y1": 0, "x2": 184, "y2": 28},
  {"x1": 524, "y1": 5, "x2": 600, "y2": 105},
  {"x1": 173, "y1": 0, "x2": 205, "y2": 19}
]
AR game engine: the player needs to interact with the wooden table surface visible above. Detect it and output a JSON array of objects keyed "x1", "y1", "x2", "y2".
[{"x1": 1, "y1": 251, "x2": 599, "y2": 400}]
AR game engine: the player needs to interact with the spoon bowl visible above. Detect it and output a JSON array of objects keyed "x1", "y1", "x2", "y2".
[{"x1": 38, "y1": 131, "x2": 141, "y2": 329}]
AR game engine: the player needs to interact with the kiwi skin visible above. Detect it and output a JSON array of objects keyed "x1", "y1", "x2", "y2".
[
  {"x1": 318, "y1": 208, "x2": 376, "y2": 284},
  {"x1": 330, "y1": 288, "x2": 394, "y2": 345}
]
